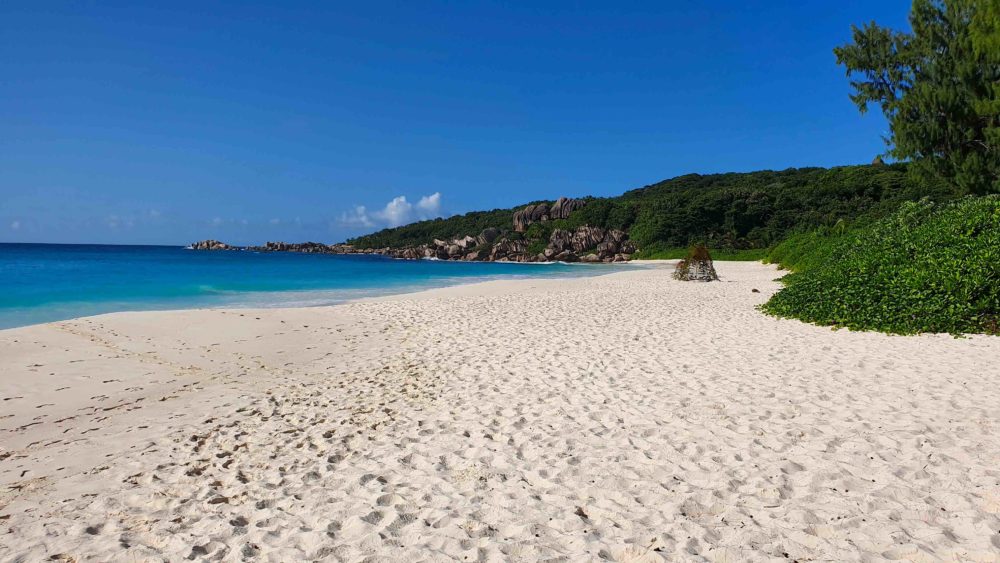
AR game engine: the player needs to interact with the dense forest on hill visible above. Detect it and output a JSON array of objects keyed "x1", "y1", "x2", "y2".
[{"x1": 347, "y1": 163, "x2": 950, "y2": 253}]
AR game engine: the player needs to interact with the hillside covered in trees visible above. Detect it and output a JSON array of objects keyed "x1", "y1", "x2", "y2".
[{"x1": 347, "y1": 162, "x2": 950, "y2": 256}]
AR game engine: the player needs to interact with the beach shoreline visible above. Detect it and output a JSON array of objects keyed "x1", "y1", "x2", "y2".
[
  {"x1": 2, "y1": 261, "x2": 999, "y2": 561},
  {"x1": 0, "y1": 242, "x2": 640, "y2": 331}
]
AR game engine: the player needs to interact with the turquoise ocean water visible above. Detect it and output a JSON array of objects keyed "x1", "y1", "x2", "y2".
[{"x1": 0, "y1": 243, "x2": 627, "y2": 329}]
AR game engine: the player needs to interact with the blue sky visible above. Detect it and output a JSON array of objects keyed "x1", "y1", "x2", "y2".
[{"x1": 1, "y1": 1, "x2": 911, "y2": 245}]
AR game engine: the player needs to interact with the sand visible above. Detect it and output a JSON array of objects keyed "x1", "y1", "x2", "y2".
[{"x1": 1, "y1": 261, "x2": 999, "y2": 562}]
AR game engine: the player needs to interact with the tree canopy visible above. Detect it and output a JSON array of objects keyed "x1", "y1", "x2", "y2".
[
  {"x1": 348, "y1": 163, "x2": 950, "y2": 251},
  {"x1": 834, "y1": 0, "x2": 1000, "y2": 195}
]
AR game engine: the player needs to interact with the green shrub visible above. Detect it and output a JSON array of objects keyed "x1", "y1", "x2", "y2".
[
  {"x1": 525, "y1": 238, "x2": 548, "y2": 256},
  {"x1": 764, "y1": 228, "x2": 849, "y2": 272},
  {"x1": 762, "y1": 197, "x2": 1000, "y2": 335},
  {"x1": 634, "y1": 245, "x2": 767, "y2": 261},
  {"x1": 523, "y1": 221, "x2": 553, "y2": 242}
]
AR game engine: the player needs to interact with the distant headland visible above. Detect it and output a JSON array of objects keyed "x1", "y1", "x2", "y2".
[{"x1": 191, "y1": 197, "x2": 637, "y2": 263}]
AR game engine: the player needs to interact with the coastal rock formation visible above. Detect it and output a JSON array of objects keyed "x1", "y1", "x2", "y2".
[
  {"x1": 476, "y1": 228, "x2": 499, "y2": 246},
  {"x1": 377, "y1": 224, "x2": 635, "y2": 263},
  {"x1": 189, "y1": 239, "x2": 234, "y2": 250},
  {"x1": 489, "y1": 238, "x2": 530, "y2": 261},
  {"x1": 571, "y1": 226, "x2": 605, "y2": 252},
  {"x1": 191, "y1": 222, "x2": 636, "y2": 264},
  {"x1": 548, "y1": 227, "x2": 633, "y2": 261},
  {"x1": 548, "y1": 229, "x2": 572, "y2": 253},
  {"x1": 190, "y1": 239, "x2": 368, "y2": 255},
  {"x1": 513, "y1": 203, "x2": 549, "y2": 232},
  {"x1": 513, "y1": 197, "x2": 585, "y2": 232},
  {"x1": 395, "y1": 247, "x2": 423, "y2": 260},
  {"x1": 550, "y1": 196, "x2": 586, "y2": 220},
  {"x1": 554, "y1": 250, "x2": 578, "y2": 262},
  {"x1": 261, "y1": 241, "x2": 333, "y2": 253},
  {"x1": 455, "y1": 235, "x2": 477, "y2": 249},
  {"x1": 189, "y1": 198, "x2": 636, "y2": 264}
]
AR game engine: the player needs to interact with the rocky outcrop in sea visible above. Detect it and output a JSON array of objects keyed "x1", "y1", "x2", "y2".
[{"x1": 189, "y1": 240, "x2": 234, "y2": 250}]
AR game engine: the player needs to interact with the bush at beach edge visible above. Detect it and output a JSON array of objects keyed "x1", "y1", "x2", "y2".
[{"x1": 762, "y1": 197, "x2": 1000, "y2": 335}]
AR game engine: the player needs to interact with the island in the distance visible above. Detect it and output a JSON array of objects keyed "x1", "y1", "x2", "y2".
[{"x1": 190, "y1": 196, "x2": 638, "y2": 263}]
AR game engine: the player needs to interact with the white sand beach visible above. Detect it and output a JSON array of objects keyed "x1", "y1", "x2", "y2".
[{"x1": 2, "y1": 261, "x2": 999, "y2": 562}]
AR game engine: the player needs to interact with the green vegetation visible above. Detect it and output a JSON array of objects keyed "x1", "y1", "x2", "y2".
[
  {"x1": 764, "y1": 222, "x2": 858, "y2": 273},
  {"x1": 762, "y1": 197, "x2": 1000, "y2": 335},
  {"x1": 525, "y1": 238, "x2": 548, "y2": 257},
  {"x1": 349, "y1": 163, "x2": 949, "y2": 252},
  {"x1": 834, "y1": 0, "x2": 999, "y2": 194},
  {"x1": 634, "y1": 247, "x2": 767, "y2": 261},
  {"x1": 619, "y1": 164, "x2": 949, "y2": 249}
]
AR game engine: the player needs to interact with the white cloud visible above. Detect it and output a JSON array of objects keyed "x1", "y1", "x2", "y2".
[
  {"x1": 416, "y1": 192, "x2": 442, "y2": 218},
  {"x1": 359, "y1": 192, "x2": 444, "y2": 228},
  {"x1": 269, "y1": 218, "x2": 281, "y2": 225},
  {"x1": 210, "y1": 217, "x2": 223, "y2": 226},
  {"x1": 375, "y1": 196, "x2": 413, "y2": 227},
  {"x1": 338, "y1": 206, "x2": 375, "y2": 228},
  {"x1": 10, "y1": 220, "x2": 20, "y2": 231},
  {"x1": 148, "y1": 209, "x2": 161, "y2": 218},
  {"x1": 338, "y1": 193, "x2": 444, "y2": 230}
]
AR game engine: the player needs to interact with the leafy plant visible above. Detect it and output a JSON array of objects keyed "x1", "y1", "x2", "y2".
[
  {"x1": 525, "y1": 238, "x2": 548, "y2": 256},
  {"x1": 634, "y1": 246, "x2": 767, "y2": 261},
  {"x1": 762, "y1": 196, "x2": 1000, "y2": 335}
]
